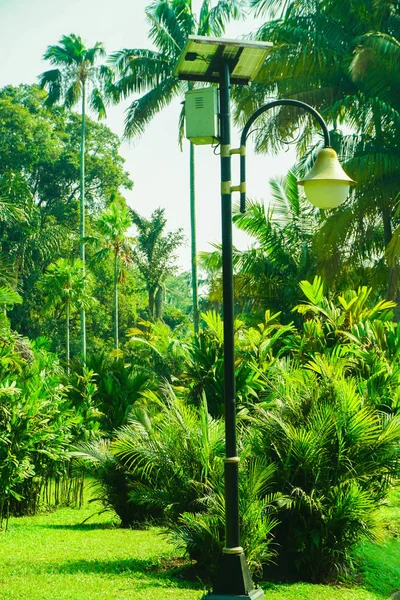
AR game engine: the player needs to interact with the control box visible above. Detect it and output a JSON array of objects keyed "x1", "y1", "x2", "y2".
[{"x1": 185, "y1": 87, "x2": 219, "y2": 145}]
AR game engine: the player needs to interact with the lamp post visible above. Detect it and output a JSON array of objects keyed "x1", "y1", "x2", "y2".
[{"x1": 175, "y1": 35, "x2": 354, "y2": 600}]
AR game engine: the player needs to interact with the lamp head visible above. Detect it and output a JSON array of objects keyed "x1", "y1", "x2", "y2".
[{"x1": 298, "y1": 147, "x2": 356, "y2": 209}]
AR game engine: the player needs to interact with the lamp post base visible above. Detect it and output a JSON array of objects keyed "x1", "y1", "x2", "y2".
[
  {"x1": 203, "y1": 552, "x2": 264, "y2": 600},
  {"x1": 203, "y1": 592, "x2": 264, "y2": 600}
]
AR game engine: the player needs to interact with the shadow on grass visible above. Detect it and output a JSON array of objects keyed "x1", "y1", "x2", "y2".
[
  {"x1": 37, "y1": 522, "x2": 118, "y2": 531},
  {"x1": 51, "y1": 557, "x2": 204, "y2": 590}
]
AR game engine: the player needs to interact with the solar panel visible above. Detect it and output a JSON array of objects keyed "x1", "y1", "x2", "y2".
[{"x1": 174, "y1": 36, "x2": 272, "y2": 85}]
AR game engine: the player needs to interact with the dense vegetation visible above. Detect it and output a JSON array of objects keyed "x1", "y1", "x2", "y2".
[{"x1": 1, "y1": 0, "x2": 400, "y2": 597}]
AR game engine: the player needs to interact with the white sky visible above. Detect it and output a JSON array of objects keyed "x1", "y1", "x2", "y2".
[{"x1": 0, "y1": 0, "x2": 296, "y2": 269}]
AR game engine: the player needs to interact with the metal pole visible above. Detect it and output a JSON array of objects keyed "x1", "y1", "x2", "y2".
[
  {"x1": 220, "y1": 62, "x2": 239, "y2": 553},
  {"x1": 206, "y1": 61, "x2": 263, "y2": 600}
]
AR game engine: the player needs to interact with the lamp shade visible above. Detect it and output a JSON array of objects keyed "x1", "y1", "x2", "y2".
[{"x1": 298, "y1": 147, "x2": 355, "y2": 209}]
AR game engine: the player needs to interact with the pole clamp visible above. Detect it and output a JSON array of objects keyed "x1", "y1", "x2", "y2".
[
  {"x1": 224, "y1": 456, "x2": 240, "y2": 463},
  {"x1": 221, "y1": 144, "x2": 231, "y2": 158},
  {"x1": 221, "y1": 182, "x2": 246, "y2": 195},
  {"x1": 231, "y1": 183, "x2": 246, "y2": 193},
  {"x1": 223, "y1": 546, "x2": 244, "y2": 555},
  {"x1": 230, "y1": 145, "x2": 246, "y2": 156},
  {"x1": 221, "y1": 181, "x2": 232, "y2": 195}
]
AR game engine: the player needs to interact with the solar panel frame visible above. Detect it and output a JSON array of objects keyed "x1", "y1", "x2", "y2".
[{"x1": 174, "y1": 35, "x2": 272, "y2": 85}]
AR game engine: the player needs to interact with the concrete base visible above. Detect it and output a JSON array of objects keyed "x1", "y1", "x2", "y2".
[{"x1": 202, "y1": 551, "x2": 264, "y2": 600}]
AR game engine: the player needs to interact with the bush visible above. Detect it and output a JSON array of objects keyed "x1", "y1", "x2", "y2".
[
  {"x1": 73, "y1": 439, "x2": 160, "y2": 527},
  {"x1": 249, "y1": 363, "x2": 400, "y2": 581},
  {"x1": 168, "y1": 459, "x2": 279, "y2": 578}
]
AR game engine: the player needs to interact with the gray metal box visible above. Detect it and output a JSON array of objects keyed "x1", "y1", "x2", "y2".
[{"x1": 185, "y1": 87, "x2": 219, "y2": 145}]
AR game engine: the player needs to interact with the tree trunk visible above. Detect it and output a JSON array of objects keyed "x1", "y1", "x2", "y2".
[
  {"x1": 114, "y1": 252, "x2": 119, "y2": 350},
  {"x1": 66, "y1": 298, "x2": 70, "y2": 374},
  {"x1": 383, "y1": 206, "x2": 399, "y2": 303},
  {"x1": 155, "y1": 286, "x2": 164, "y2": 320},
  {"x1": 148, "y1": 288, "x2": 155, "y2": 320},
  {"x1": 80, "y1": 82, "x2": 87, "y2": 363}
]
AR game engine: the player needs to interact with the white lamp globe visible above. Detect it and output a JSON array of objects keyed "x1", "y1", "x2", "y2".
[
  {"x1": 303, "y1": 180, "x2": 350, "y2": 209},
  {"x1": 298, "y1": 148, "x2": 355, "y2": 209}
]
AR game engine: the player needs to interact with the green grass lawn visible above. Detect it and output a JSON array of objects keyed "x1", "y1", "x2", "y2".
[{"x1": 0, "y1": 490, "x2": 399, "y2": 600}]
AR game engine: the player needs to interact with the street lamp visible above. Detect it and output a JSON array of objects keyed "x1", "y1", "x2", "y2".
[
  {"x1": 175, "y1": 35, "x2": 354, "y2": 600},
  {"x1": 238, "y1": 99, "x2": 355, "y2": 213}
]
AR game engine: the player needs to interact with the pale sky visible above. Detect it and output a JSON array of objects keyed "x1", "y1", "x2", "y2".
[{"x1": 0, "y1": 0, "x2": 296, "y2": 269}]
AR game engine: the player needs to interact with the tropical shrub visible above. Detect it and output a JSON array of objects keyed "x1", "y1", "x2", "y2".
[
  {"x1": 287, "y1": 277, "x2": 400, "y2": 414},
  {"x1": 112, "y1": 385, "x2": 280, "y2": 578},
  {"x1": 0, "y1": 367, "x2": 73, "y2": 522},
  {"x1": 0, "y1": 329, "x2": 102, "y2": 523},
  {"x1": 249, "y1": 363, "x2": 400, "y2": 581},
  {"x1": 113, "y1": 385, "x2": 225, "y2": 521},
  {"x1": 73, "y1": 438, "x2": 157, "y2": 528},
  {"x1": 185, "y1": 311, "x2": 265, "y2": 417},
  {"x1": 69, "y1": 352, "x2": 155, "y2": 433},
  {"x1": 126, "y1": 318, "x2": 190, "y2": 383},
  {"x1": 169, "y1": 458, "x2": 279, "y2": 578}
]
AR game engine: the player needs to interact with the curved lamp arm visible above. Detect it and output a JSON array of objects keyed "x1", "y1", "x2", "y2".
[{"x1": 239, "y1": 99, "x2": 331, "y2": 213}]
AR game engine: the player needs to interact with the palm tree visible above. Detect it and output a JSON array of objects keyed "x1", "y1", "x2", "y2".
[
  {"x1": 39, "y1": 34, "x2": 111, "y2": 361},
  {"x1": 89, "y1": 196, "x2": 133, "y2": 350},
  {"x1": 109, "y1": 0, "x2": 245, "y2": 333},
  {"x1": 131, "y1": 207, "x2": 184, "y2": 320},
  {"x1": 39, "y1": 258, "x2": 92, "y2": 371},
  {"x1": 239, "y1": 0, "x2": 400, "y2": 301}
]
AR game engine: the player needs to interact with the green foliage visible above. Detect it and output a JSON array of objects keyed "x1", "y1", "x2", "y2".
[
  {"x1": 287, "y1": 277, "x2": 400, "y2": 414},
  {"x1": 245, "y1": 304, "x2": 400, "y2": 581},
  {"x1": 126, "y1": 318, "x2": 190, "y2": 382},
  {"x1": 0, "y1": 349, "x2": 72, "y2": 524},
  {"x1": 39, "y1": 34, "x2": 110, "y2": 117},
  {"x1": 201, "y1": 170, "x2": 320, "y2": 320},
  {"x1": 185, "y1": 311, "x2": 280, "y2": 416},
  {"x1": 170, "y1": 459, "x2": 279, "y2": 577},
  {"x1": 111, "y1": 385, "x2": 279, "y2": 578},
  {"x1": 130, "y1": 207, "x2": 184, "y2": 320},
  {"x1": 241, "y1": 0, "x2": 400, "y2": 300},
  {"x1": 113, "y1": 386, "x2": 225, "y2": 521},
  {"x1": 89, "y1": 195, "x2": 134, "y2": 349},
  {"x1": 0, "y1": 324, "x2": 102, "y2": 523},
  {"x1": 70, "y1": 352, "x2": 155, "y2": 432},
  {"x1": 0, "y1": 84, "x2": 133, "y2": 354},
  {"x1": 73, "y1": 439, "x2": 157, "y2": 527}
]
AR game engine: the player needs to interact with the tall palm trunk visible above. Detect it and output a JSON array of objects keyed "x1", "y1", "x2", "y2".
[
  {"x1": 155, "y1": 285, "x2": 164, "y2": 320},
  {"x1": 80, "y1": 82, "x2": 87, "y2": 362},
  {"x1": 66, "y1": 297, "x2": 70, "y2": 374},
  {"x1": 383, "y1": 205, "x2": 400, "y2": 303},
  {"x1": 190, "y1": 140, "x2": 199, "y2": 334},
  {"x1": 113, "y1": 251, "x2": 119, "y2": 350},
  {"x1": 148, "y1": 287, "x2": 156, "y2": 320}
]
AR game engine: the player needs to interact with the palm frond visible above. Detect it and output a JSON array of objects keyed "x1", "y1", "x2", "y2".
[
  {"x1": 85, "y1": 42, "x2": 106, "y2": 65},
  {"x1": 108, "y1": 49, "x2": 172, "y2": 99},
  {"x1": 38, "y1": 69, "x2": 63, "y2": 106},
  {"x1": 123, "y1": 76, "x2": 182, "y2": 138},
  {"x1": 89, "y1": 88, "x2": 107, "y2": 119},
  {"x1": 199, "y1": 0, "x2": 246, "y2": 37},
  {"x1": 146, "y1": 1, "x2": 186, "y2": 55}
]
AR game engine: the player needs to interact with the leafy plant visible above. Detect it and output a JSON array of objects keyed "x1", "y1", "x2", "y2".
[{"x1": 249, "y1": 363, "x2": 400, "y2": 581}]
